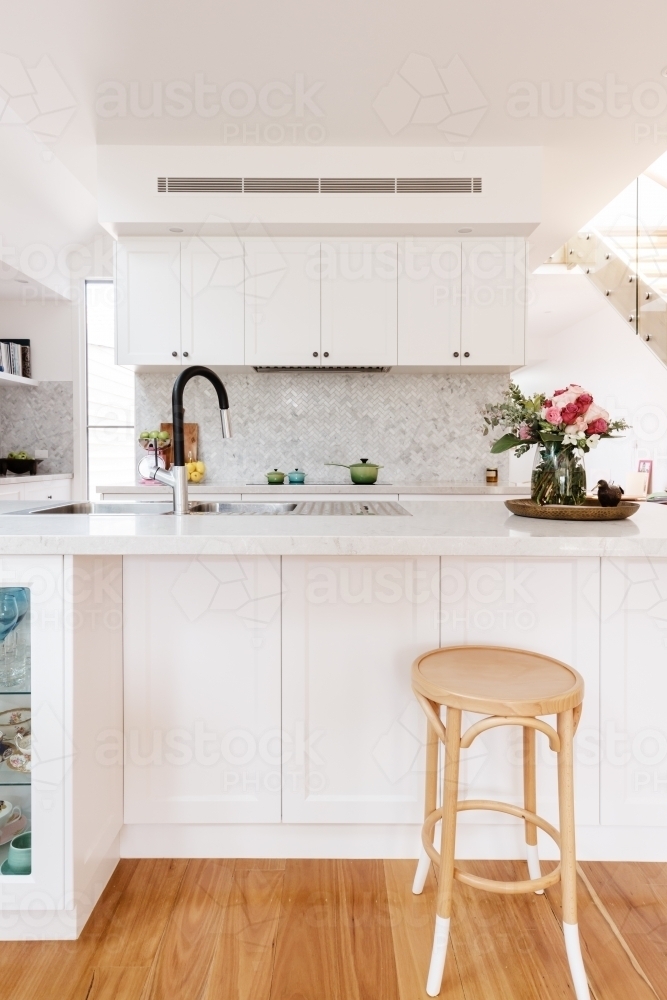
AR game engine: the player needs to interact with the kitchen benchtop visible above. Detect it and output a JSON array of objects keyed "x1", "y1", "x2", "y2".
[
  {"x1": 0, "y1": 473, "x2": 73, "y2": 484},
  {"x1": 97, "y1": 482, "x2": 529, "y2": 496},
  {"x1": 0, "y1": 499, "x2": 664, "y2": 558}
]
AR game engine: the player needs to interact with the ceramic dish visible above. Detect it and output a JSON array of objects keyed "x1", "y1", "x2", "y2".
[
  {"x1": 0, "y1": 815, "x2": 26, "y2": 846},
  {"x1": 1, "y1": 858, "x2": 28, "y2": 875},
  {"x1": 505, "y1": 498, "x2": 640, "y2": 520},
  {"x1": 6, "y1": 753, "x2": 31, "y2": 773},
  {"x1": 0, "y1": 708, "x2": 30, "y2": 741}
]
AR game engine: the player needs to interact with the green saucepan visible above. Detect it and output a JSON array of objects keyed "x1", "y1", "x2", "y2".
[{"x1": 326, "y1": 459, "x2": 383, "y2": 485}]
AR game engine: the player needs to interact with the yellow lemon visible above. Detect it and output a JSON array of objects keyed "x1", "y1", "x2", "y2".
[
  {"x1": 189, "y1": 470, "x2": 203, "y2": 483},
  {"x1": 195, "y1": 461, "x2": 205, "y2": 474}
]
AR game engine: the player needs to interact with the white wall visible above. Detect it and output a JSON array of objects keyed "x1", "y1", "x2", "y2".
[
  {"x1": 511, "y1": 275, "x2": 667, "y2": 492},
  {"x1": 0, "y1": 298, "x2": 75, "y2": 381}
]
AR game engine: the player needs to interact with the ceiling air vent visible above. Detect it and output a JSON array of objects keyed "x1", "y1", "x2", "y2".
[
  {"x1": 321, "y1": 178, "x2": 395, "y2": 193},
  {"x1": 253, "y1": 365, "x2": 391, "y2": 373},
  {"x1": 166, "y1": 177, "x2": 242, "y2": 193},
  {"x1": 397, "y1": 177, "x2": 481, "y2": 193},
  {"x1": 244, "y1": 177, "x2": 319, "y2": 193},
  {"x1": 157, "y1": 176, "x2": 482, "y2": 194}
]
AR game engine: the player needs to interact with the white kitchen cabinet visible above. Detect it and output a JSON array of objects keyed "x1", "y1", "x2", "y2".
[
  {"x1": 321, "y1": 241, "x2": 398, "y2": 367},
  {"x1": 438, "y1": 557, "x2": 600, "y2": 831},
  {"x1": 600, "y1": 558, "x2": 667, "y2": 827},
  {"x1": 0, "y1": 478, "x2": 71, "y2": 505},
  {"x1": 245, "y1": 241, "x2": 320, "y2": 366},
  {"x1": 281, "y1": 556, "x2": 439, "y2": 824},
  {"x1": 180, "y1": 237, "x2": 245, "y2": 365},
  {"x1": 0, "y1": 555, "x2": 122, "y2": 939},
  {"x1": 398, "y1": 240, "x2": 462, "y2": 365},
  {"x1": 123, "y1": 555, "x2": 283, "y2": 824},
  {"x1": 460, "y1": 238, "x2": 525, "y2": 367},
  {"x1": 115, "y1": 239, "x2": 182, "y2": 365},
  {"x1": 21, "y1": 479, "x2": 71, "y2": 503}
]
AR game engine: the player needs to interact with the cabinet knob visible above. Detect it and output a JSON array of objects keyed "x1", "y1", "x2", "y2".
[
  {"x1": 172, "y1": 351, "x2": 178, "y2": 357},
  {"x1": 183, "y1": 351, "x2": 189, "y2": 357},
  {"x1": 464, "y1": 351, "x2": 470, "y2": 358},
  {"x1": 313, "y1": 351, "x2": 318, "y2": 357},
  {"x1": 453, "y1": 351, "x2": 459, "y2": 358},
  {"x1": 323, "y1": 351, "x2": 329, "y2": 358}
]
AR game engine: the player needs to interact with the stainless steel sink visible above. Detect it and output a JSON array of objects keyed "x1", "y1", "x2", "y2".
[
  {"x1": 8, "y1": 500, "x2": 410, "y2": 516},
  {"x1": 189, "y1": 502, "x2": 298, "y2": 515},
  {"x1": 7, "y1": 502, "x2": 175, "y2": 515}
]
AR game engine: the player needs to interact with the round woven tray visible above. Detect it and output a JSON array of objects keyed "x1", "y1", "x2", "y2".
[{"x1": 505, "y1": 498, "x2": 640, "y2": 520}]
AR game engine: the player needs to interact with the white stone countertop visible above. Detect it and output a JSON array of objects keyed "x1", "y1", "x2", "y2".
[
  {"x1": 0, "y1": 499, "x2": 664, "y2": 558},
  {"x1": 0, "y1": 473, "x2": 73, "y2": 483},
  {"x1": 97, "y1": 482, "x2": 530, "y2": 496}
]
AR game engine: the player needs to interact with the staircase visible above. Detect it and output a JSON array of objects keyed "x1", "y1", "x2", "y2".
[{"x1": 548, "y1": 174, "x2": 667, "y2": 367}]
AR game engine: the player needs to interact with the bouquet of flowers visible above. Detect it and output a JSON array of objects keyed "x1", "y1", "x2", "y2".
[{"x1": 482, "y1": 383, "x2": 628, "y2": 505}]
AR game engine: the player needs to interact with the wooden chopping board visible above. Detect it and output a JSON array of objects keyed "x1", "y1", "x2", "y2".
[{"x1": 160, "y1": 423, "x2": 198, "y2": 470}]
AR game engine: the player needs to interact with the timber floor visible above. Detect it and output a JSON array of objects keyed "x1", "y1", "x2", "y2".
[{"x1": 0, "y1": 858, "x2": 665, "y2": 999}]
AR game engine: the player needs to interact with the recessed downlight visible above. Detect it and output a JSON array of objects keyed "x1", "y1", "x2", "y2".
[
  {"x1": 458, "y1": 227, "x2": 473, "y2": 234},
  {"x1": 169, "y1": 227, "x2": 184, "y2": 233}
]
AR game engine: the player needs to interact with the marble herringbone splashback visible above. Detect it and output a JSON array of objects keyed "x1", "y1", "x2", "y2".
[
  {"x1": 135, "y1": 372, "x2": 509, "y2": 484},
  {"x1": 0, "y1": 381, "x2": 73, "y2": 474}
]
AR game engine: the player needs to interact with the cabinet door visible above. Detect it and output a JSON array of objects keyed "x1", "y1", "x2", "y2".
[
  {"x1": 181, "y1": 237, "x2": 245, "y2": 365},
  {"x1": 22, "y1": 480, "x2": 71, "y2": 503},
  {"x1": 123, "y1": 556, "x2": 282, "y2": 824},
  {"x1": 398, "y1": 240, "x2": 461, "y2": 365},
  {"x1": 0, "y1": 556, "x2": 65, "y2": 910},
  {"x1": 245, "y1": 241, "x2": 320, "y2": 366},
  {"x1": 115, "y1": 240, "x2": 182, "y2": 365},
  {"x1": 439, "y1": 557, "x2": 600, "y2": 833},
  {"x1": 321, "y1": 242, "x2": 398, "y2": 366},
  {"x1": 281, "y1": 556, "x2": 439, "y2": 823},
  {"x1": 460, "y1": 238, "x2": 525, "y2": 367},
  {"x1": 600, "y1": 558, "x2": 667, "y2": 826}
]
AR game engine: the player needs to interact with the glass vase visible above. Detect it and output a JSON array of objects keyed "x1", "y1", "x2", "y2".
[{"x1": 531, "y1": 443, "x2": 587, "y2": 506}]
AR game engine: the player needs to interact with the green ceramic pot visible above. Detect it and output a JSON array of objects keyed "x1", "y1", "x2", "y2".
[
  {"x1": 326, "y1": 459, "x2": 382, "y2": 485},
  {"x1": 266, "y1": 469, "x2": 286, "y2": 484}
]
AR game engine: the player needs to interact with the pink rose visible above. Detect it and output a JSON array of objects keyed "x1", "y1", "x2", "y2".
[
  {"x1": 586, "y1": 418, "x2": 608, "y2": 435},
  {"x1": 553, "y1": 388, "x2": 567, "y2": 397},
  {"x1": 575, "y1": 393, "x2": 593, "y2": 415},
  {"x1": 518, "y1": 424, "x2": 532, "y2": 440},
  {"x1": 544, "y1": 406, "x2": 562, "y2": 425},
  {"x1": 582, "y1": 402, "x2": 609, "y2": 426},
  {"x1": 565, "y1": 416, "x2": 588, "y2": 433},
  {"x1": 560, "y1": 402, "x2": 580, "y2": 425}
]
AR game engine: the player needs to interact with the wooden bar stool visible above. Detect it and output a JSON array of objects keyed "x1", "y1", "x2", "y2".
[{"x1": 411, "y1": 644, "x2": 589, "y2": 999}]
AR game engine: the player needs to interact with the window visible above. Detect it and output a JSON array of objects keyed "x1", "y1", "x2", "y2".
[{"x1": 85, "y1": 280, "x2": 135, "y2": 499}]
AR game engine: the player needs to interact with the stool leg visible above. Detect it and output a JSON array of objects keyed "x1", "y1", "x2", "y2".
[
  {"x1": 413, "y1": 706, "x2": 440, "y2": 895},
  {"x1": 557, "y1": 708, "x2": 591, "y2": 1000},
  {"x1": 426, "y1": 706, "x2": 461, "y2": 997},
  {"x1": 523, "y1": 726, "x2": 543, "y2": 894}
]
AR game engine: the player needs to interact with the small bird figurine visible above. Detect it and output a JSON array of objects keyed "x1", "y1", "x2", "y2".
[{"x1": 596, "y1": 479, "x2": 624, "y2": 507}]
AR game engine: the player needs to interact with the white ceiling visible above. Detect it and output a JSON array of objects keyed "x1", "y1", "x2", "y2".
[{"x1": 2, "y1": 0, "x2": 667, "y2": 293}]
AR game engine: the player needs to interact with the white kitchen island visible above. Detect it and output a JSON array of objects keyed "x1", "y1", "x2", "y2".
[{"x1": 0, "y1": 498, "x2": 665, "y2": 938}]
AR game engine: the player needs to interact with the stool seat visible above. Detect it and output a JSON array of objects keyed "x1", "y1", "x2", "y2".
[{"x1": 412, "y1": 644, "x2": 584, "y2": 717}]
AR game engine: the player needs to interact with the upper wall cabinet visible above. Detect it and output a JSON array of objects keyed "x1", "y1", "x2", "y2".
[
  {"x1": 180, "y1": 237, "x2": 245, "y2": 366},
  {"x1": 398, "y1": 240, "x2": 462, "y2": 365},
  {"x1": 115, "y1": 236, "x2": 525, "y2": 369},
  {"x1": 245, "y1": 241, "x2": 320, "y2": 366},
  {"x1": 321, "y1": 241, "x2": 397, "y2": 367},
  {"x1": 115, "y1": 240, "x2": 182, "y2": 366},
  {"x1": 460, "y1": 238, "x2": 525, "y2": 367}
]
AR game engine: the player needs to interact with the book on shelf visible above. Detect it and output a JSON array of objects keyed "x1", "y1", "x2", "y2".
[{"x1": 0, "y1": 340, "x2": 31, "y2": 379}]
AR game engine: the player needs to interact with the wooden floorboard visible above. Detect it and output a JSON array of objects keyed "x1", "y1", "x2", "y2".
[
  {"x1": 142, "y1": 858, "x2": 235, "y2": 1000},
  {"x1": 204, "y1": 867, "x2": 284, "y2": 1000},
  {"x1": 0, "y1": 858, "x2": 664, "y2": 1000},
  {"x1": 385, "y1": 859, "x2": 465, "y2": 1000}
]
